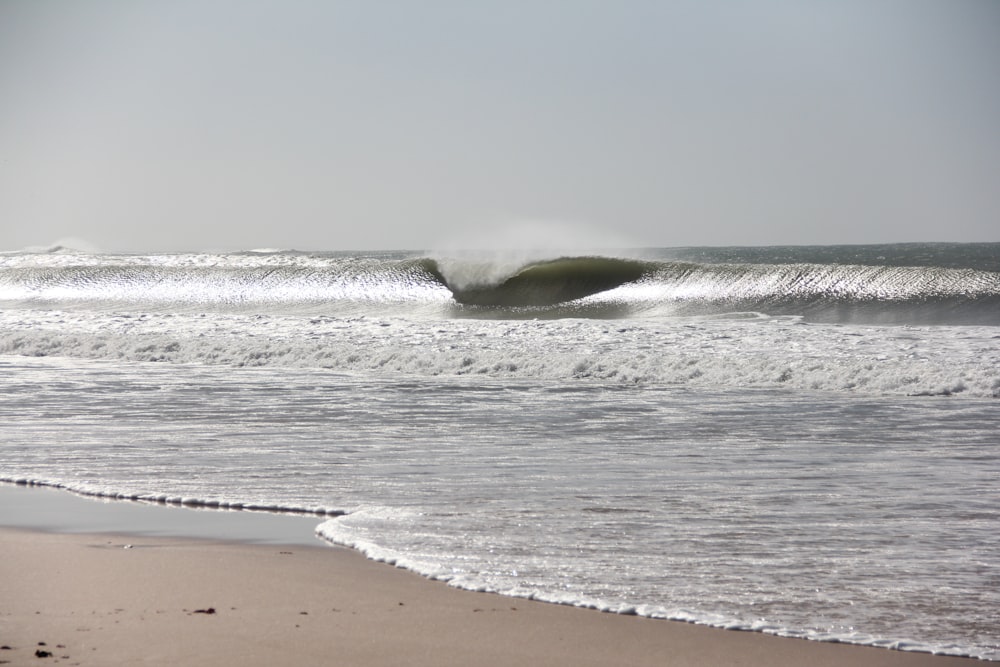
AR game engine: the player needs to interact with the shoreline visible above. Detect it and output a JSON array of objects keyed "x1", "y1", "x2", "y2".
[
  {"x1": 0, "y1": 482, "x2": 326, "y2": 547},
  {"x1": 0, "y1": 485, "x2": 985, "y2": 666}
]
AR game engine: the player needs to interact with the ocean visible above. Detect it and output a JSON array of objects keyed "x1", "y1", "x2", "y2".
[{"x1": 1, "y1": 242, "x2": 997, "y2": 659}]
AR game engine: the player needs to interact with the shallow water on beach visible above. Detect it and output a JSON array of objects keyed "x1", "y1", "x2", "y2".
[
  {"x1": 1, "y1": 245, "x2": 998, "y2": 659},
  {"x1": 2, "y1": 353, "x2": 997, "y2": 659}
]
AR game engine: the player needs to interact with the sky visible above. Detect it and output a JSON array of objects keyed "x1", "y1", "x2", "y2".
[{"x1": 1, "y1": 0, "x2": 998, "y2": 252}]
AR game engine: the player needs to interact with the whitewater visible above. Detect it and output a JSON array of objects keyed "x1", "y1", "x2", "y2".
[{"x1": 1, "y1": 243, "x2": 998, "y2": 660}]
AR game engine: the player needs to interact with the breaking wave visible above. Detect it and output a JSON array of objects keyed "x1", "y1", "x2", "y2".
[
  {"x1": 1, "y1": 246, "x2": 998, "y2": 324},
  {"x1": 427, "y1": 256, "x2": 651, "y2": 307}
]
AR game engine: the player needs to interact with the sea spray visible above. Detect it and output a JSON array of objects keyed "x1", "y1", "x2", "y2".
[{"x1": 425, "y1": 216, "x2": 642, "y2": 290}]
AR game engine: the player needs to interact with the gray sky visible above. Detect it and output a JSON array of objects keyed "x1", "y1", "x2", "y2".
[{"x1": 2, "y1": 0, "x2": 998, "y2": 252}]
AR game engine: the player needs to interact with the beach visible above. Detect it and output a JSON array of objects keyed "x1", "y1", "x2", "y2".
[
  {"x1": 0, "y1": 523, "x2": 982, "y2": 667},
  {"x1": 2, "y1": 246, "x2": 998, "y2": 661},
  {"x1": 4, "y1": 0, "x2": 999, "y2": 658}
]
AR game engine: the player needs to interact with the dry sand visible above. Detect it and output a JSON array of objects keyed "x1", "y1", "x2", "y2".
[{"x1": 0, "y1": 527, "x2": 980, "y2": 667}]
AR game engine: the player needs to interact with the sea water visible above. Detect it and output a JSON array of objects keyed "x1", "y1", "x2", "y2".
[{"x1": 1, "y1": 244, "x2": 997, "y2": 659}]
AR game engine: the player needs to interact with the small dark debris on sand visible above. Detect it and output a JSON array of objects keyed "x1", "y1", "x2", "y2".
[{"x1": 192, "y1": 607, "x2": 217, "y2": 615}]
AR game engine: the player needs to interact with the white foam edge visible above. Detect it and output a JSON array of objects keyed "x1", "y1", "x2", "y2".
[{"x1": 315, "y1": 515, "x2": 990, "y2": 660}]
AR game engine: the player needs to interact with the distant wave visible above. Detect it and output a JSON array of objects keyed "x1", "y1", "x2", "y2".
[
  {"x1": 18, "y1": 244, "x2": 90, "y2": 255},
  {"x1": 2, "y1": 248, "x2": 999, "y2": 324},
  {"x1": 17, "y1": 237, "x2": 103, "y2": 254}
]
